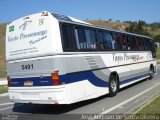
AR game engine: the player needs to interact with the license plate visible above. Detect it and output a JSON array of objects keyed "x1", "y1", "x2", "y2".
[{"x1": 24, "y1": 81, "x2": 33, "y2": 86}]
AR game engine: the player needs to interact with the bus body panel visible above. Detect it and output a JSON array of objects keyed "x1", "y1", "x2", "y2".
[
  {"x1": 7, "y1": 52, "x2": 156, "y2": 104},
  {"x1": 8, "y1": 80, "x2": 109, "y2": 104},
  {"x1": 6, "y1": 11, "x2": 157, "y2": 104},
  {"x1": 6, "y1": 12, "x2": 62, "y2": 61}
]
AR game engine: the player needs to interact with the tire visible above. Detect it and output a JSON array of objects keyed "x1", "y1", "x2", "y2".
[
  {"x1": 108, "y1": 74, "x2": 119, "y2": 97},
  {"x1": 149, "y1": 67, "x2": 154, "y2": 80}
]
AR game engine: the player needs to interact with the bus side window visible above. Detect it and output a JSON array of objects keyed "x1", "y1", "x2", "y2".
[
  {"x1": 110, "y1": 32, "x2": 117, "y2": 50},
  {"x1": 146, "y1": 39, "x2": 156, "y2": 58},
  {"x1": 142, "y1": 38, "x2": 148, "y2": 50},
  {"x1": 84, "y1": 29, "x2": 97, "y2": 49},
  {"x1": 97, "y1": 31, "x2": 104, "y2": 49},
  {"x1": 117, "y1": 33, "x2": 122, "y2": 50},
  {"x1": 117, "y1": 34, "x2": 127, "y2": 50},
  {"x1": 135, "y1": 37, "x2": 141, "y2": 50},
  {"x1": 127, "y1": 35, "x2": 136, "y2": 50},
  {"x1": 61, "y1": 24, "x2": 77, "y2": 51},
  {"x1": 145, "y1": 38, "x2": 151, "y2": 51},
  {"x1": 75, "y1": 27, "x2": 86, "y2": 49},
  {"x1": 103, "y1": 32, "x2": 112, "y2": 50},
  {"x1": 61, "y1": 24, "x2": 70, "y2": 50}
]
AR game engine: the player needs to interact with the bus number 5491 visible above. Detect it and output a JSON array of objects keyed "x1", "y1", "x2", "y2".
[{"x1": 22, "y1": 64, "x2": 33, "y2": 70}]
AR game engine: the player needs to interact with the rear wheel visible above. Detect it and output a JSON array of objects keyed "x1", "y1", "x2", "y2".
[
  {"x1": 149, "y1": 66, "x2": 154, "y2": 80},
  {"x1": 108, "y1": 75, "x2": 118, "y2": 97}
]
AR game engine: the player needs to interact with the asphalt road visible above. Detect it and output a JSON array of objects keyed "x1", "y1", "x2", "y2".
[{"x1": 0, "y1": 68, "x2": 160, "y2": 120}]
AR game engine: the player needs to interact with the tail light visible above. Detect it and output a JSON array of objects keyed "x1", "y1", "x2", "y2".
[
  {"x1": 7, "y1": 76, "x2": 11, "y2": 87},
  {"x1": 51, "y1": 70, "x2": 61, "y2": 86}
]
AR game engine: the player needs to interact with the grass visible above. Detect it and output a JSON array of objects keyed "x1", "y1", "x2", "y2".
[
  {"x1": 87, "y1": 20, "x2": 129, "y2": 31},
  {"x1": 0, "y1": 56, "x2": 6, "y2": 77},
  {"x1": 0, "y1": 57, "x2": 6, "y2": 78},
  {"x1": 122, "y1": 96, "x2": 160, "y2": 120},
  {"x1": 127, "y1": 50, "x2": 160, "y2": 117},
  {"x1": 0, "y1": 23, "x2": 6, "y2": 78},
  {"x1": 0, "y1": 85, "x2": 8, "y2": 94},
  {"x1": 156, "y1": 48, "x2": 160, "y2": 60},
  {"x1": 136, "y1": 95, "x2": 160, "y2": 114}
]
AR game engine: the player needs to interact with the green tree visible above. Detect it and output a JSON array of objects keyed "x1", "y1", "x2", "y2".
[
  {"x1": 125, "y1": 20, "x2": 150, "y2": 36},
  {"x1": 154, "y1": 35, "x2": 160, "y2": 42},
  {"x1": 149, "y1": 22, "x2": 160, "y2": 31}
]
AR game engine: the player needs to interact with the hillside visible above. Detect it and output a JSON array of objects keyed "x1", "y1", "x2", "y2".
[
  {"x1": 0, "y1": 23, "x2": 7, "y2": 77},
  {"x1": 86, "y1": 20, "x2": 129, "y2": 31},
  {"x1": 87, "y1": 20, "x2": 160, "y2": 35}
]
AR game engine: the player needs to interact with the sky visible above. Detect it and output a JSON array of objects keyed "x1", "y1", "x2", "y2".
[{"x1": 0, "y1": 0, "x2": 160, "y2": 23}]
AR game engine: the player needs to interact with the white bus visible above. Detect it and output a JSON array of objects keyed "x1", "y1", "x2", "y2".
[{"x1": 6, "y1": 11, "x2": 157, "y2": 104}]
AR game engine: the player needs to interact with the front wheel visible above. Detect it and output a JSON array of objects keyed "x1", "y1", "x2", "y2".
[
  {"x1": 108, "y1": 75, "x2": 119, "y2": 97},
  {"x1": 149, "y1": 67, "x2": 154, "y2": 80}
]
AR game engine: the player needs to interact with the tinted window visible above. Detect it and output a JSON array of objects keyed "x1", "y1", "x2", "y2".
[
  {"x1": 75, "y1": 27, "x2": 97, "y2": 49},
  {"x1": 145, "y1": 39, "x2": 156, "y2": 58},
  {"x1": 103, "y1": 32, "x2": 113, "y2": 49},
  {"x1": 141, "y1": 38, "x2": 147, "y2": 50},
  {"x1": 110, "y1": 32, "x2": 117, "y2": 50},
  {"x1": 75, "y1": 27, "x2": 86, "y2": 49},
  {"x1": 145, "y1": 39, "x2": 151, "y2": 51},
  {"x1": 135, "y1": 37, "x2": 143, "y2": 50},
  {"x1": 61, "y1": 24, "x2": 69, "y2": 49},
  {"x1": 127, "y1": 35, "x2": 135, "y2": 50},
  {"x1": 117, "y1": 34, "x2": 128, "y2": 50},
  {"x1": 97, "y1": 31, "x2": 104, "y2": 49},
  {"x1": 84, "y1": 29, "x2": 96, "y2": 49}
]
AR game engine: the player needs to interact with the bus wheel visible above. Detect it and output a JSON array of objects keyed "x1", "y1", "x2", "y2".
[
  {"x1": 108, "y1": 75, "x2": 118, "y2": 97},
  {"x1": 149, "y1": 67, "x2": 154, "y2": 80}
]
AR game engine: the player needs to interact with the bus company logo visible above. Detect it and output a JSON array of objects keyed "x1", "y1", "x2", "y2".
[
  {"x1": 19, "y1": 20, "x2": 32, "y2": 31},
  {"x1": 9, "y1": 26, "x2": 14, "y2": 32}
]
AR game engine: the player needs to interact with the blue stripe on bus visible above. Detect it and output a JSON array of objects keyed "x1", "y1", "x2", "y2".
[
  {"x1": 10, "y1": 71, "x2": 149, "y2": 87},
  {"x1": 60, "y1": 71, "x2": 109, "y2": 87},
  {"x1": 10, "y1": 71, "x2": 109, "y2": 87},
  {"x1": 120, "y1": 73, "x2": 149, "y2": 85},
  {"x1": 11, "y1": 76, "x2": 52, "y2": 87}
]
